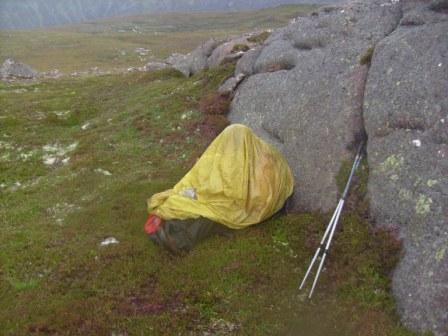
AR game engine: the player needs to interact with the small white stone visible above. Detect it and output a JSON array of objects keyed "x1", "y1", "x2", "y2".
[
  {"x1": 412, "y1": 139, "x2": 421, "y2": 148},
  {"x1": 81, "y1": 122, "x2": 90, "y2": 130},
  {"x1": 44, "y1": 156, "x2": 57, "y2": 165},
  {"x1": 95, "y1": 168, "x2": 112, "y2": 176},
  {"x1": 438, "y1": 63, "x2": 442, "y2": 67},
  {"x1": 100, "y1": 237, "x2": 119, "y2": 246},
  {"x1": 69, "y1": 142, "x2": 78, "y2": 150}
]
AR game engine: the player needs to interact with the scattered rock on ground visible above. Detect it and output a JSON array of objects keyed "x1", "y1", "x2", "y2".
[
  {"x1": 100, "y1": 237, "x2": 119, "y2": 246},
  {"x1": 95, "y1": 168, "x2": 113, "y2": 176},
  {"x1": 41, "y1": 69, "x2": 63, "y2": 79},
  {"x1": 42, "y1": 142, "x2": 78, "y2": 166},
  {"x1": 143, "y1": 62, "x2": 170, "y2": 72},
  {"x1": 0, "y1": 58, "x2": 38, "y2": 79}
]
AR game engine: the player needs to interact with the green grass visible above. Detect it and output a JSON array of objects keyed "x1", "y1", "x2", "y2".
[
  {"x1": 0, "y1": 65, "x2": 428, "y2": 335},
  {"x1": 247, "y1": 30, "x2": 272, "y2": 44},
  {"x1": 0, "y1": 5, "x2": 316, "y2": 73},
  {"x1": 360, "y1": 47, "x2": 375, "y2": 66}
]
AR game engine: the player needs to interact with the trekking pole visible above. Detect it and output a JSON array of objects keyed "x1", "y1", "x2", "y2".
[
  {"x1": 299, "y1": 142, "x2": 364, "y2": 298},
  {"x1": 298, "y1": 200, "x2": 343, "y2": 290}
]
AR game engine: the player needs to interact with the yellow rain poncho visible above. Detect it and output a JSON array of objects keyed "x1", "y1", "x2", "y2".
[{"x1": 147, "y1": 124, "x2": 294, "y2": 229}]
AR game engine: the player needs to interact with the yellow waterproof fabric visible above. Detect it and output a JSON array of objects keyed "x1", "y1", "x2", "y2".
[{"x1": 147, "y1": 124, "x2": 294, "y2": 229}]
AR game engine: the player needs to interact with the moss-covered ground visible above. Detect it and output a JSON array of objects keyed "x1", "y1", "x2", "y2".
[{"x1": 0, "y1": 63, "x2": 431, "y2": 335}]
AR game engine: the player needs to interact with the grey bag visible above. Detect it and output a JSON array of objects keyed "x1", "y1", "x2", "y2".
[{"x1": 149, "y1": 217, "x2": 230, "y2": 254}]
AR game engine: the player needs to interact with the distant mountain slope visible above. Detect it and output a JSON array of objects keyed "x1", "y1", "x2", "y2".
[{"x1": 0, "y1": 0, "x2": 343, "y2": 30}]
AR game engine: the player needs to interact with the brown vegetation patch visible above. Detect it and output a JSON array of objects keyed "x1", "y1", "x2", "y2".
[
  {"x1": 28, "y1": 324, "x2": 56, "y2": 334},
  {"x1": 199, "y1": 92, "x2": 231, "y2": 115},
  {"x1": 117, "y1": 277, "x2": 185, "y2": 316},
  {"x1": 370, "y1": 228, "x2": 402, "y2": 274},
  {"x1": 193, "y1": 115, "x2": 230, "y2": 141},
  {"x1": 133, "y1": 116, "x2": 155, "y2": 136}
]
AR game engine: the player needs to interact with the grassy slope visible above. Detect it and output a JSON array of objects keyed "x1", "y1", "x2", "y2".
[
  {"x1": 0, "y1": 5, "x2": 432, "y2": 336},
  {"x1": 0, "y1": 5, "x2": 316, "y2": 73},
  {"x1": 0, "y1": 66, "x2": 429, "y2": 336}
]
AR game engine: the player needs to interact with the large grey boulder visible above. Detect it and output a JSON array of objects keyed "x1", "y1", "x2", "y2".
[
  {"x1": 235, "y1": 46, "x2": 263, "y2": 76},
  {"x1": 364, "y1": 4, "x2": 448, "y2": 335},
  {"x1": 166, "y1": 53, "x2": 190, "y2": 77},
  {"x1": 207, "y1": 35, "x2": 256, "y2": 68},
  {"x1": 253, "y1": 39, "x2": 299, "y2": 73},
  {"x1": 166, "y1": 38, "x2": 221, "y2": 77},
  {"x1": 0, "y1": 58, "x2": 38, "y2": 79},
  {"x1": 229, "y1": 0, "x2": 402, "y2": 212}
]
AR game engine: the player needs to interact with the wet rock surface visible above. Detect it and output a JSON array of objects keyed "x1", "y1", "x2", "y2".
[
  {"x1": 229, "y1": 0, "x2": 402, "y2": 212},
  {"x1": 364, "y1": 4, "x2": 448, "y2": 334}
]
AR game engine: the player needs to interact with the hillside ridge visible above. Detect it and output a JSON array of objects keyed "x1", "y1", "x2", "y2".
[{"x1": 1, "y1": 0, "x2": 343, "y2": 30}]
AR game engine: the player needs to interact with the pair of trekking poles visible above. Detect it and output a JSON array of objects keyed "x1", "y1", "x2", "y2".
[{"x1": 299, "y1": 141, "x2": 365, "y2": 298}]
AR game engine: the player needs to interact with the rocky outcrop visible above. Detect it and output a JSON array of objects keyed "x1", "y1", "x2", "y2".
[
  {"x1": 207, "y1": 35, "x2": 257, "y2": 68},
  {"x1": 166, "y1": 33, "x2": 269, "y2": 77},
  {"x1": 0, "y1": 58, "x2": 38, "y2": 79},
  {"x1": 225, "y1": 0, "x2": 447, "y2": 335},
  {"x1": 167, "y1": 39, "x2": 222, "y2": 77},
  {"x1": 229, "y1": 0, "x2": 402, "y2": 212},
  {"x1": 364, "y1": 3, "x2": 448, "y2": 335}
]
